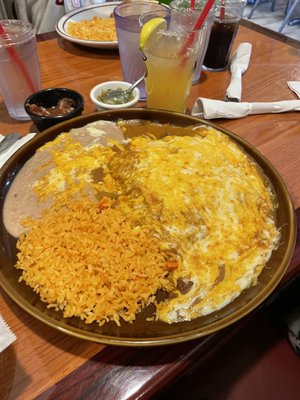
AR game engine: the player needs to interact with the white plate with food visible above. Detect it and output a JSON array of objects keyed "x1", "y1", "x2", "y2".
[{"x1": 55, "y1": 2, "x2": 121, "y2": 49}]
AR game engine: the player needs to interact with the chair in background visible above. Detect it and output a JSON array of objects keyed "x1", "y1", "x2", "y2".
[
  {"x1": 278, "y1": 0, "x2": 300, "y2": 32},
  {"x1": 248, "y1": 0, "x2": 277, "y2": 19},
  {"x1": 247, "y1": 0, "x2": 300, "y2": 32}
]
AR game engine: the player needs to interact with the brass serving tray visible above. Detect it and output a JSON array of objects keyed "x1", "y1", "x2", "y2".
[{"x1": 0, "y1": 109, "x2": 296, "y2": 347}]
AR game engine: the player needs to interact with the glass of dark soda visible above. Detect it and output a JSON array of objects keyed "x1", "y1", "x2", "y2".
[{"x1": 203, "y1": 0, "x2": 246, "y2": 72}]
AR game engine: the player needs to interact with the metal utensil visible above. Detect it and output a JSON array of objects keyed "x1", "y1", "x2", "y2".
[
  {"x1": 0, "y1": 132, "x2": 22, "y2": 155},
  {"x1": 101, "y1": 75, "x2": 144, "y2": 104}
]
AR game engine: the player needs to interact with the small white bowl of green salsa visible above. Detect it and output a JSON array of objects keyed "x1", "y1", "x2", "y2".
[{"x1": 90, "y1": 81, "x2": 140, "y2": 110}]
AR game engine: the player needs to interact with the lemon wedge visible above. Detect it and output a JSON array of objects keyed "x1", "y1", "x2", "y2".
[{"x1": 139, "y1": 17, "x2": 167, "y2": 51}]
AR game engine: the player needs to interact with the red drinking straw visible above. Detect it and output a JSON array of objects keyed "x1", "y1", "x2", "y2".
[
  {"x1": 0, "y1": 23, "x2": 36, "y2": 93},
  {"x1": 191, "y1": 0, "x2": 196, "y2": 10},
  {"x1": 180, "y1": 0, "x2": 215, "y2": 57},
  {"x1": 220, "y1": 0, "x2": 226, "y2": 20}
]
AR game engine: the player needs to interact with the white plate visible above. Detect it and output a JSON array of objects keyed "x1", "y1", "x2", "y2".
[{"x1": 55, "y1": 2, "x2": 121, "y2": 49}]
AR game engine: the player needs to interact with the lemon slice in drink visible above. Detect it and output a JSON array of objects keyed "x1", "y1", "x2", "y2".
[{"x1": 139, "y1": 17, "x2": 167, "y2": 51}]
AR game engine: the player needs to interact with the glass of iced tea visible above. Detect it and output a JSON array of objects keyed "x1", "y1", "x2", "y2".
[{"x1": 203, "y1": 0, "x2": 246, "y2": 72}]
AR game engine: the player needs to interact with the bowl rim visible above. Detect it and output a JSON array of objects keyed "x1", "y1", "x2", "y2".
[
  {"x1": 24, "y1": 87, "x2": 85, "y2": 121},
  {"x1": 90, "y1": 81, "x2": 140, "y2": 109}
]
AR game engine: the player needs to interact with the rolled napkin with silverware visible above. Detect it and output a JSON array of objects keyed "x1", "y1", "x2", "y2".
[
  {"x1": 0, "y1": 133, "x2": 22, "y2": 154},
  {"x1": 192, "y1": 98, "x2": 300, "y2": 119},
  {"x1": 0, "y1": 314, "x2": 16, "y2": 353},
  {"x1": 0, "y1": 133, "x2": 36, "y2": 169},
  {"x1": 225, "y1": 42, "x2": 252, "y2": 102},
  {"x1": 192, "y1": 81, "x2": 300, "y2": 119},
  {"x1": 0, "y1": 133, "x2": 36, "y2": 350}
]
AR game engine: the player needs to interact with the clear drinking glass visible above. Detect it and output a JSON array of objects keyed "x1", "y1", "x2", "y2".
[
  {"x1": 114, "y1": 1, "x2": 170, "y2": 101},
  {"x1": 0, "y1": 20, "x2": 41, "y2": 120},
  {"x1": 140, "y1": 10, "x2": 206, "y2": 113},
  {"x1": 169, "y1": 0, "x2": 215, "y2": 84},
  {"x1": 202, "y1": 0, "x2": 246, "y2": 72}
]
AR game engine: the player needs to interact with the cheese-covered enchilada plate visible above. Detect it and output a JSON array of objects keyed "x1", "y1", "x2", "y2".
[{"x1": 0, "y1": 109, "x2": 296, "y2": 346}]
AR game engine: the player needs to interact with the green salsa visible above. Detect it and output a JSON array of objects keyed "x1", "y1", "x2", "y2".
[{"x1": 97, "y1": 88, "x2": 134, "y2": 105}]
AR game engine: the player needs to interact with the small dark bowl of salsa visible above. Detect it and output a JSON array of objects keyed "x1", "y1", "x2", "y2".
[{"x1": 24, "y1": 88, "x2": 84, "y2": 131}]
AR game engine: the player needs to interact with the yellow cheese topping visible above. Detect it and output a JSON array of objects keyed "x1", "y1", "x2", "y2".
[
  {"x1": 108, "y1": 128, "x2": 280, "y2": 322},
  {"x1": 31, "y1": 125, "x2": 280, "y2": 323}
]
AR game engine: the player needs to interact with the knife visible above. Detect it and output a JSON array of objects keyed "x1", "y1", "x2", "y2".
[
  {"x1": 0, "y1": 132, "x2": 22, "y2": 155},
  {"x1": 225, "y1": 43, "x2": 252, "y2": 102}
]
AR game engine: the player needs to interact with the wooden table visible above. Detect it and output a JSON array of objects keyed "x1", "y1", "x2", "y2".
[{"x1": 1, "y1": 20, "x2": 300, "y2": 400}]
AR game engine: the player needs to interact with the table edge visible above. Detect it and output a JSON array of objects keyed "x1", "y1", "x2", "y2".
[
  {"x1": 240, "y1": 18, "x2": 300, "y2": 49},
  {"x1": 37, "y1": 21, "x2": 300, "y2": 50}
]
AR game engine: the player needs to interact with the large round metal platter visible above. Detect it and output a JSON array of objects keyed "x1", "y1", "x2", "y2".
[{"x1": 0, "y1": 109, "x2": 296, "y2": 346}]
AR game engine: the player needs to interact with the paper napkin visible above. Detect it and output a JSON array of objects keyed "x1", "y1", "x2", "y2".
[
  {"x1": 0, "y1": 133, "x2": 36, "y2": 169},
  {"x1": 225, "y1": 42, "x2": 252, "y2": 102},
  {"x1": 288, "y1": 81, "x2": 300, "y2": 98},
  {"x1": 191, "y1": 98, "x2": 300, "y2": 119},
  {"x1": 192, "y1": 81, "x2": 300, "y2": 119},
  {"x1": 0, "y1": 133, "x2": 37, "y2": 351},
  {"x1": 0, "y1": 314, "x2": 16, "y2": 353},
  {"x1": 0, "y1": 133, "x2": 35, "y2": 352},
  {"x1": 285, "y1": 306, "x2": 300, "y2": 355}
]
